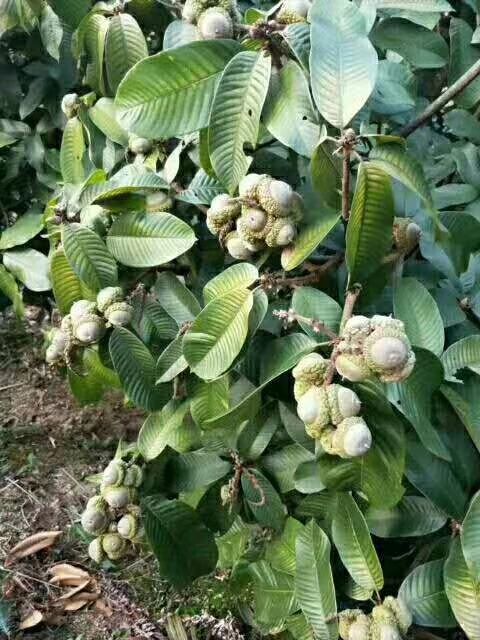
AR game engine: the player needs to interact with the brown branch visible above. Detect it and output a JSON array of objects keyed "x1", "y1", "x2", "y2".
[
  {"x1": 273, "y1": 309, "x2": 339, "y2": 342},
  {"x1": 262, "y1": 254, "x2": 344, "y2": 290},
  {"x1": 399, "y1": 58, "x2": 480, "y2": 138}
]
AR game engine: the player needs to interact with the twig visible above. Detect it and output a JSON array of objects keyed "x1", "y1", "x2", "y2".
[
  {"x1": 399, "y1": 58, "x2": 480, "y2": 138},
  {"x1": 0, "y1": 382, "x2": 25, "y2": 393},
  {"x1": 262, "y1": 254, "x2": 343, "y2": 290},
  {"x1": 340, "y1": 129, "x2": 357, "y2": 221},
  {"x1": 273, "y1": 309, "x2": 339, "y2": 342}
]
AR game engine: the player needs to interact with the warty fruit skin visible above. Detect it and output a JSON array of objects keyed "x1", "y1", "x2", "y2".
[
  {"x1": 279, "y1": 0, "x2": 311, "y2": 17},
  {"x1": 335, "y1": 353, "x2": 371, "y2": 383},
  {"x1": 334, "y1": 416, "x2": 372, "y2": 458},
  {"x1": 206, "y1": 193, "x2": 241, "y2": 235},
  {"x1": 292, "y1": 352, "x2": 329, "y2": 397},
  {"x1": 338, "y1": 609, "x2": 364, "y2": 640},
  {"x1": 265, "y1": 218, "x2": 297, "y2": 247},
  {"x1": 102, "y1": 460, "x2": 126, "y2": 487},
  {"x1": 326, "y1": 384, "x2": 362, "y2": 425},
  {"x1": 70, "y1": 299, "x2": 97, "y2": 321},
  {"x1": 348, "y1": 614, "x2": 371, "y2": 640},
  {"x1": 238, "y1": 173, "x2": 265, "y2": 198},
  {"x1": 102, "y1": 533, "x2": 128, "y2": 560},
  {"x1": 61, "y1": 93, "x2": 79, "y2": 118},
  {"x1": 117, "y1": 513, "x2": 139, "y2": 540},
  {"x1": 257, "y1": 177, "x2": 295, "y2": 216},
  {"x1": 102, "y1": 485, "x2": 131, "y2": 509},
  {"x1": 239, "y1": 207, "x2": 268, "y2": 233},
  {"x1": 88, "y1": 536, "x2": 105, "y2": 563},
  {"x1": 198, "y1": 7, "x2": 233, "y2": 39},
  {"x1": 146, "y1": 191, "x2": 173, "y2": 212},
  {"x1": 97, "y1": 286, "x2": 123, "y2": 313},
  {"x1": 73, "y1": 314, "x2": 106, "y2": 345},
  {"x1": 226, "y1": 231, "x2": 253, "y2": 260},
  {"x1": 383, "y1": 597, "x2": 412, "y2": 635},
  {"x1": 81, "y1": 508, "x2": 109, "y2": 536},
  {"x1": 123, "y1": 464, "x2": 144, "y2": 488},
  {"x1": 297, "y1": 386, "x2": 330, "y2": 437},
  {"x1": 128, "y1": 135, "x2": 153, "y2": 155},
  {"x1": 104, "y1": 301, "x2": 134, "y2": 327},
  {"x1": 236, "y1": 208, "x2": 272, "y2": 243}
]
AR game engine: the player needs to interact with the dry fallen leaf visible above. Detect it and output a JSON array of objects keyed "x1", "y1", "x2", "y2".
[
  {"x1": 19, "y1": 609, "x2": 44, "y2": 630},
  {"x1": 48, "y1": 563, "x2": 89, "y2": 579},
  {"x1": 94, "y1": 598, "x2": 113, "y2": 617},
  {"x1": 63, "y1": 598, "x2": 90, "y2": 612},
  {"x1": 6, "y1": 531, "x2": 62, "y2": 565},
  {"x1": 56, "y1": 579, "x2": 91, "y2": 601}
]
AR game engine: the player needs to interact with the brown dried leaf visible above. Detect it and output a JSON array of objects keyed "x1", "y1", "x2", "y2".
[
  {"x1": 48, "y1": 563, "x2": 89, "y2": 580},
  {"x1": 7, "y1": 531, "x2": 62, "y2": 564},
  {"x1": 94, "y1": 598, "x2": 113, "y2": 617},
  {"x1": 50, "y1": 574, "x2": 89, "y2": 587},
  {"x1": 62, "y1": 598, "x2": 89, "y2": 611},
  {"x1": 19, "y1": 609, "x2": 44, "y2": 630},
  {"x1": 56, "y1": 579, "x2": 91, "y2": 601}
]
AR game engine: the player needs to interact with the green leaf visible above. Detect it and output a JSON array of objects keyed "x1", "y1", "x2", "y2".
[
  {"x1": 183, "y1": 288, "x2": 253, "y2": 380},
  {"x1": 282, "y1": 210, "x2": 340, "y2": 271},
  {"x1": 368, "y1": 143, "x2": 434, "y2": 209},
  {"x1": 371, "y1": 0, "x2": 451, "y2": 8},
  {"x1": 203, "y1": 334, "x2": 317, "y2": 429},
  {"x1": 266, "y1": 517, "x2": 304, "y2": 575},
  {"x1": 442, "y1": 336, "x2": 480, "y2": 382},
  {"x1": 167, "y1": 452, "x2": 231, "y2": 493},
  {"x1": 394, "y1": 279, "x2": 444, "y2": 355},
  {"x1": 263, "y1": 60, "x2": 319, "y2": 158},
  {"x1": 365, "y1": 495, "x2": 447, "y2": 538},
  {"x1": 371, "y1": 18, "x2": 449, "y2": 69},
  {"x1": 332, "y1": 493, "x2": 383, "y2": 592},
  {"x1": 78, "y1": 167, "x2": 169, "y2": 206},
  {"x1": 282, "y1": 23, "x2": 310, "y2": 72},
  {"x1": 50, "y1": 247, "x2": 93, "y2": 315},
  {"x1": 208, "y1": 51, "x2": 271, "y2": 193},
  {"x1": 399, "y1": 559, "x2": 456, "y2": 628},
  {"x1": 0, "y1": 210, "x2": 43, "y2": 250},
  {"x1": 262, "y1": 444, "x2": 316, "y2": 493},
  {"x1": 156, "y1": 336, "x2": 188, "y2": 384},
  {"x1": 295, "y1": 520, "x2": 338, "y2": 640},
  {"x1": 109, "y1": 327, "x2": 171, "y2": 411},
  {"x1": 132, "y1": 299, "x2": 178, "y2": 343},
  {"x1": 250, "y1": 560, "x2": 296, "y2": 629},
  {"x1": 83, "y1": 13, "x2": 109, "y2": 95},
  {"x1": 138, "y1": 401, "x2": 190, "y2": 460},
  {"x1": 115, "y1": 40, "x2": 241, "y2": 138},
  {"x1": 3, "y1": 249, "x2": 50, "y2": 292},
  {"x1": 0, "y1": 264, "x2": 24, "y2": 318},
  {"x1": 444, "y1": 538, "x2": 480, "y2": 640},
  {"x1": 449, "y1": 18, "x2": 480, "y2": 109},
  {"x1": 143, "y1": 496, "x2": 218, "y2": 588},
  {"x1": 444, "y1": 109, "x2": 480, "y2": 144},
  {"x1": 88, "y1": 97, "x2": 129, "y2": 145},
  {"x1": 203, "y1": 263, "x2": 258, "y2": 304},
  {"x1": 105, "y1": 13, "x2": 148, "y2": 94},
  {"x1": 311, "y1": 138, "x2": 342, "y2": 210},
  {"x1": 461, "y1": 491, "x2": 480, "y2": 582},
  {"x1": 60, "y1": 117, "x2": 85, "y2": 184},
  {"x1": 241, "y1": 468, "x2": 285, "y2": 531},
  {"x1": 39, "y1": 3, "x2": 63, "y2": 61},
  {"x1": 309, "y1": 0, "x2": 378, "y2": 128},
  {"x1": 190, "y1": 376, "x2": 230, "y2": 427},
  {"x1": 63, "y1": 223, "x2": 117, "y2": 291},
  {"x1": 292, "y1": 287, "x2": 341, "y2": 341},
  {"x1": 106, "y1": 212, "x2": 196, "y2": 268},
  {"x1": 442, "y1": 378, "x2": 480, "y2": 453},
  {"x1": 392, "y1": 348, "x2": 450, "y2": 461},
  {"x1": 155, "y1": 271, "x2": 201, "y2": 325},
  {"x1": 346, "y1": 163, "x2": 394, "y2": 286}
]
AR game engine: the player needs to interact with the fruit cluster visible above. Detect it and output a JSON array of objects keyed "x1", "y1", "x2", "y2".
[
  {"x1": 46, "y1": 287, "x2": 133, "y2": 364},
  {"x1": 206, "y1": 174, "x2": 303, "y2": 260},
  {"x1": 339, "y1": 597, "x2": 412, "y2": 640},
  {"x1": 335, "y1": 315, "x2": 415, "y2": 384},
  {"x1": 275, "y1": 0, "x2": 311, "y2": 24},
  {"x1": 393, "y1": 217, "x2": 422, "y2": 255},
  {"x1": 82, "y1": 456, "x2": 144, "y2": 563},
  {"x1": 182, "y1": 0, "x2": 240, "y2": 39},
  {"x1": 292, "y1": 354, "x2": 372, "y2": 458}
]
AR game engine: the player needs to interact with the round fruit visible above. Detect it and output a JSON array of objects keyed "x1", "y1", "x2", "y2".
[
  {"x1": 117, "y1": 513, "x2": 139, "y2": 540},
  {"x1": 61, "y1": 93, "x2": 79, "y2": 118},
  {"x1": 97, "y1": 286, "x2": 123, "y2": 313},
  {"x1": 81, "y1": 507, "x2": 109, "y2": 536},
  {"x1": 198, "y1": 7, "x2": 233, "y2": 39},
  {"x1": 102, "y1": 460, "x2": 126, "y2": 487},
  {"x1": 102, "y1": 532, "x2": 128, "y2": 560},
  {"x1": 340, "y1": 417, "x2": 372, "y2": 458},
  {"x1": 102, "y1": 485, "x2": 131, "y2": 509},
  {"x1": 129, "y1": 135, "x2": 153, "y2": 155},
  {"x1": 146, "y1": 191, "x2": 173, "y2": 212},
  {"x1": 226, "y1": 232, "x2": 253, "y2": 260},
  {"x1": 70, "y1": 299, "x2": 97, "y2": 321},
  {"x1": 73, "y1": 314, "x2": 106, "y2": 345},
  {"x1": 257, "y1": 178, "x2": 295, "y2": 216},
  {"x1": 88, "y1": 536, "x2": 105, "y2": 563},
  {"x1": 335, "y1": 353, "x2": 370, "y2": 382},
  {"x1": 104, "y1": 301, "x2": 134, "y2": 327}
]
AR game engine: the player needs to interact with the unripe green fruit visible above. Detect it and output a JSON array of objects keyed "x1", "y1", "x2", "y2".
[
  {"x1": 61, "y1": 314, "x2": 73, "y2": 334},
  {"x1": 81, "y1": 507, "x2": 109, "y2": 536},
  {"x1": 61, "y1": 93, "x2": 79, "y2": 118},
  {"x1": 70, "y1": 299, "x2": 97, "y2": 321},
  {"x1": 104, "y1": 301, "x2": 134, "y2": 327},
  {"x1": 226, "y1": 232, "x2": 253, "y2": 260},
  {"x1": 335, "y1": 417, "x2": 372, "y2": 458},
  {"x1": 349, "y1": 614, "x2": 371, "y2": 640},
  {"x1": 377, "y1": 625, "x2": 402, "y2": 640},
  {"x1": 146, "y1": 191, "x2": 173, "y2": 212},
  {"x1": 123, "y1": 464, "x2": 144, "y2": 488},
  {"x1": 102, "y1": 485, "x2": 131, "y2": 509},
  {"x1": 368, "y1": 336, "x2": 409, "y2": 371},
  {"x1": 335, "y1": 353, "x2": 371, "y2": 382},
  {"x1": 265, "y1": 218, "x2": 296, "y2": 247},
  {"x1": 80, "y1": 204, "x2": 110, "y2": 234},
  {"x1": 206, "y1": 194, "x2": 241, "y2": 235},
  {"x1": 297, "y1": 386, "x2": 330, "y2": 437},
  {"x1": 238, "y1": 173, "x2": 265, "y2": 198},
  {"x1": 86, "y1": 495, "x2": 107, "y2": 511},
  {"x1": 46, "y1": 328, "x2": 68, "y2": 363},
  {"x1": 292, "y1": 353, "x2": 329, "y2": 395},
  {"x1": 393, "y1": 217, "x2": 421, "y2": 253},
  {"x1": 338, "y1": 610, "x2": 364, "y2": 640},
  {"x1": 129, "y1": 135, "x2": 153, "y2": 155},
  {"x1": 73, "y1": 314, "x2": 106, "y2": 345},
  {"x1": 370, "y1": 315, "x2": 405, "y2": 332},
  {"x1": 383, "y1": 597, "x2": 412, "y2": 635},
  {"x1": 102, "y1": 460, "x2": 126, "y2": 487},
  {"x1": 326, "y1": 384, "x2": 361, "y2": 425},
  {"x1": 88, "y1": 536, "x2": 105, "y2": 563},
  {"x1": 342, "y1": 315, "x2": 371, "y2": 340},
  {"x1": 240, "y1": 207, "x2": 268, "y2": 232},
  {"x1": 97, "y1": 286, "x2": 124, "y2": 313},
  {"x1": 257, "y1": 177, "x2": 295, "y2": 217},
  {"x1": 198, "y1": 7, "x2": 233, "y2": 39},
  {"x1": 102, "y1": 532, "x2": 128, "y2": 560},
  {"x1": 117, "y1": 513, "x2": 139, "y2": 540},
  {"x1": 46, "y1": 344, "x2": 62, "y2": 364}
]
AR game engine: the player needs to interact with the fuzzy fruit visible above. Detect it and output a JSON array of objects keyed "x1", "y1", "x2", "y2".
[
  {"x1": 123, "y1": 464, "x2": 144, "y2": 488},
  {"x1": 104, "y1": 301, "x2": 134, "y2": 327},
  {"x1": 102, "y1": 460, "x2": 126, "y2": 487},
  {"x1": 383, "y1": 597, "x2": 412, "y2": 635},
  {"x1": 292, "y1": 352, "x2": 329, "y2": 399},
  {"x1": 73, "y1": 314, "x2": 106, "y2": 345},
  {"x1": 102, "y1": 485, "x2": 131, "y2": 509},
  {"x1": 97, "y1": 286, "x2": 123, "y2": 313},
  {"x1": 338, "y1": 610, "x2": 364, "y2": 640},
  {"x1": 265, "y1": 218, "x2": 296, "y2": 247},
  {"x1": 206, "y1": 193, "x2": 241, "y2": 235},
  {"x1": 81, "y1": 507, "x2": 109, "y2": 536},
  {"x1": 70, "y1": 299, "x2": 97, "y2": 321},
  {"x1": 297, "y1": 386, "x2": 330, "y2": 438},
  {"x1": 117, "y1": 513, "x2": 139, "y2": 540},
  {"x1": 226, "y1": 232, "x2": 253, "y2": 260},
  {"x1": 61, "y1": 93, "x2": 79, "y2": 118},
  {"x1": 334, "y1": 417, "x2": 372, "y2": 458},
  {"x1": 198, "y1": 7, "x2": 233, "y2": 39},
  {"x1": 102, "y1": 532, "x2": 128, "y2": 560},
  {"x1": 146, "y1": 190, "x2": 173, "y2": 212},
  {"x1": 129, "y1": 135, "x2": 152, "y2": 155},
  {"x1": 335, "y1": 353, "x2": 371, "y2": 382},
  {"x1": 88, "y1": 536, "x2": 105, "y2": 563},
  {"x1": 257, "y1": 177, "x2": 295, "y2": 216},
  {"x1": 240, "y1": 207, "x2": 268, "y2": 233},
  {"x1": 238, "y1": 173, "x2": 265, "y2": 198},
  {"x1": 326, "y1": 384, "x2": 361, "y2": 425},
  {"x1": 349, "y1": 614, "x2": 371, "y2": 640}
]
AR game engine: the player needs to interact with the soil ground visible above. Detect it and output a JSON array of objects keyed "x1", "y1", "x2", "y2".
[{"x1": 0, "y1": 312, "x2": 245, "y2": 640}]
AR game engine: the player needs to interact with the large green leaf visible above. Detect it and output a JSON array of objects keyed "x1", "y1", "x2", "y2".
[
  {"x1": 461, "y1": 491, "x2": 480, "y2": 582},
  {"x1": 88, "y1": 97, "x2": 129, "y2": 145},
  {"x1": 143, "y1": 496, "x2": 218, "y2": 588},
  {"x1": 371, "y1": 18, "x2": 449, "y2": 69},
  {"x1": 0, "y1": 265, "x2": 23, "y2": 318},
  {"x1": 208, "y1": 50, "x2": 271, "y2": 193},
  {"x1": 332, "y1": 494, "x2": 383, "y2": 592},
  {"x1": 442, "y1": 336, "x2": 480, "y2": 382},
  {"x1": 106, "y1": 212, "x2": 196, "y2": 268},
  {"x1": 449, "y1": 18, "x2": 480, "y2": 109},
  {"x1": 63, "y1": 223, "x2": 118, "y2": 291},
  {"x1": 345, "y1": 163, "x2": 394, "y2": 286},
  {"x1": 183, "y1": 288, "x2": 253, "y2": 380},
  {"x1": 263, "y1": 60, "x2": 319, "y2": 158},
  {"x1": 292, "y1": 287, "x2": 342, "y2": 341},
  {"x1": 203, "y1": 334, "x2": 316, "y2": 429},
  {"x1": 394, "y1": 279, "x2": 444, "y2": 355},
  {"x1": 115, "y1": 40, "x2": 241, "y2": 138},
  {"x1": 50, "y1": 247, "x2": 93, "y2": 315},
  {"x1": 442, "y1": 379, "x2": 480, "y2": 453},
  {"x1": 190, "y1": 376, "x2": 230, "y2": 427},
  {"x1": 311, "y1": 138, "x2": 342, "y2": 210},
  {"x1": 109, "y1": 327, "x2": 170, "y2": 411},
  {"x1": 203, "y1": 263, "x2": 258, "y2": 304},
  {"x1": 138, "y1": 400, "x2": 190, "y2": 460},
  {"x1": 167, "y1": 452, "x2": 231, "y2": 493},
  {"x1": 0, "y1": 210, "x2": 43, "y2": 250},
  {"x1": 265, "y1": 517, "x2": 304, "y2": 575},
  {"x1": 60, "y1": 117, "x2": 85, "y2": 184},
  {"x1": 399, "y1": 560, "x2": 456, "y2": 628},
  {"x1": 295, "y1": 520, "x2": 338, "y2": 640},
  {"x1": 242, "y1": 468, "x2": 285, "y2": 532},
  {"x1": 83, "y1": 13, "x2": 109, "y2": 95},
  {"x1": 3, "y1": 249, "x2": 51, "y2": 292},
  {"x1": 249, "y1": 560, "x2": 297, "y2": 629},
  {"x1": 364, "y1": 496, "x2": 447, "y2": 538},
  {"x1": 105, "y1": 13, "x2": 148, "y2": 95},
  {"x1": 309, "y1": 0, "x2": 378, "y2": 128},
  {"x1": 444, "y1": 538, "x2": 480, "y2": 640},
  {"x1": 368, "y1": 143, "x2": 434, "y2": 209},
  {"x1": 282, "y1": 210, "x2": 340, "y2": 271},
  {"x1": 155, "y1": 271, "x2": 201, "y2": 325},
  {"x1": 156, "y1": 337, "x2": 188, "y2": 383}
]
